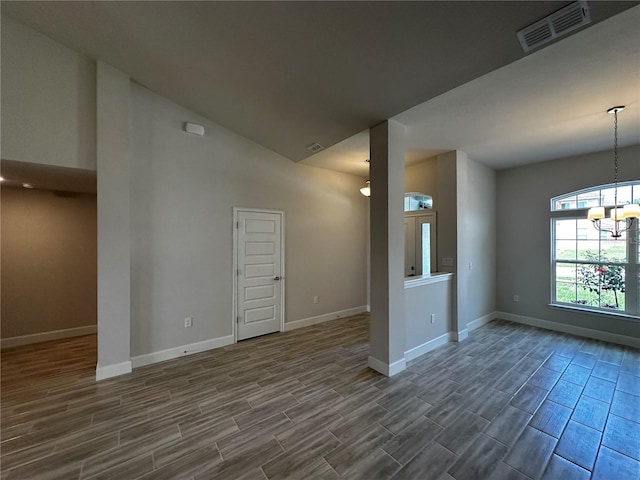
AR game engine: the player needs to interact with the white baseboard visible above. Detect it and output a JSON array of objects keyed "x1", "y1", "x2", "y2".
[
  {"x1": 388, "y1": 357, "x2": 407, "y2": 376},
  {"x1": 131, "y1": 334, "x2": 235, "y2": 368},
  {"x1": 96, "y1": 360, "x2": 132, "y2": 381},
  {"x1": 283, "y1": 305, "x2": 368, "y2": 332},
  {"x1": 1, "y1": 325, "x2": 97, "y2": 349},
  {"x1": 496, "y1": 311, "x2": 640, "y2": 349},
  {"x1": 367, "y1": 355, "x2": 407, "y2": 376},
  {"x1": 468, "y1": 312, "x2": 497, "y2": 331},
  {"x1": 450, "y1": 329, "x2": 469, "y2": 342},
  {"x1": 405, "y1": 333, "x2": 449, "y2": 362}
]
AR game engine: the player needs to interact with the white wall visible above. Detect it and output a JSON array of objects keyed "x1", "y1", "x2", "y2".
[
  {"x1": 405, "y1": 151, "x2": 497, "y2": 336},
  {"x1": 496, "y1": 145, "x2": 640, "y2": 338},
  {"x1": 436, "y1": 152, "x2": 458, "y2": 274},
  {"x1": 457, "y1": 153, "x2": 497, "y2": 330},
  {"x1": 405, "y1": 157, "x2": 438, "y2": 206},
  {"x1": 129, "y1": 83, "x2": 368, "y2": 357},
  {"x1": 96, "y1": 62, "x2": 132, "y2": 376},
  {"x1": 405, "y1": 278, "x2": 453, "y2": 352},
  {"x1": 1, "y1": 17, "x2": 369, "y2": 369},
  {"x1": 0, "y1": 15, "x2": 96, "y2": 170},
  {"x1": 1, "y1": 188, "x2": 97, "y2": 339}
]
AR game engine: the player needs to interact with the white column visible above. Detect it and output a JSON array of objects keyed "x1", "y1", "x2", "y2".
[
  {"x1": 96, "y1": 61, "x2": 132, "y2": 380},
  {"x1": 436, "y1": 151, "x2": 460, "y2": 338},
  {"x1": 368, "y1": 120, "x2": 406, "y2": 376}
]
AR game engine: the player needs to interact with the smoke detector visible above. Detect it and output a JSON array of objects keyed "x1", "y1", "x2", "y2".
[{"x1": 517, "y1": 0, "x2": 591, "y2": 53}]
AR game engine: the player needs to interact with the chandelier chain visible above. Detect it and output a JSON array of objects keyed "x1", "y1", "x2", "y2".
[
  {"x1": 588, "y1": 105, "x2": 638, "y2": 238},
  {"x1": 614, "y1": 110, "x2": 618, "y2": 209}
]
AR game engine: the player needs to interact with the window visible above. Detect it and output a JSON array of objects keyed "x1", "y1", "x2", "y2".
[
  {"x1": 551, "y1": 181, "x2": 639, "y2": 318},
  {"x1": 404, "y1": 192, "x2": 433, "y2": 211}
]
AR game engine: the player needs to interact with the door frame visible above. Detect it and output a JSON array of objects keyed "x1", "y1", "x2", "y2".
[{"x1": 232, "y1": 207, "x2": 286, "y2": 342}]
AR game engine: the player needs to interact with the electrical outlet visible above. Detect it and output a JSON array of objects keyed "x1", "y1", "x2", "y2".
[
  {"x1": 431, "y1": 313, "x2": 436, "y2": 324},
  {"x1": 184, "y1": 316, "x2": 193, "y2": 328},
  {"x1": 513, "y1": 295, "x2": 520, "y2": 302},
  {"x1": 313, "y1": 295, "x2": 319, "y2": 304}
]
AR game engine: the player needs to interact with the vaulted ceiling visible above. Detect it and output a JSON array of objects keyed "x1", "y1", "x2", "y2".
[{"x1": 2, "y1": 1, "x2": 639, "y2": 178}]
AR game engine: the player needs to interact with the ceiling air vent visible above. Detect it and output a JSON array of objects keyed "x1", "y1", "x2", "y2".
[
  {"x1": 517, "y1": 0, "x2": 591, "y2": 53},
  {"x1": 306, "y1": 142, "x2": 324, "y2": 153}
]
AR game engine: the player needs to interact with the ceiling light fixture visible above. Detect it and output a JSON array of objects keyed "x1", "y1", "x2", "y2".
[
  {"x1": 360, "y1": 159, "x2": 371, "y2": 197},
  {"x1": 0, "y1": 176, "x2": 4, "y2": 181},
  {"x1": 360, "y1": 179, "x2": 371, "y2": 197},
  {"x1": 22, "y1": 183, "x2": 35, "y2": 189},
  {"x1": 587, "y1": 106, "x2": 639, "y2": 238}
]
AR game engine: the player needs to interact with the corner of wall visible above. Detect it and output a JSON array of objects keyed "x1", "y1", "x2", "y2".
[{"x1": 95, "y1": 360, "x2": 132, "y2": 381}]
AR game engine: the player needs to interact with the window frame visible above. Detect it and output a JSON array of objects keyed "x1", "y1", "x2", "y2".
[{"x1": 550, "y1": 182, "x2": 639, "y2": 320}]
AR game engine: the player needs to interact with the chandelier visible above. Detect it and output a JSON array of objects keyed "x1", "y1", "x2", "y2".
[{"x1": 587, "y1": 106, "x2": 640, "y2": 238}]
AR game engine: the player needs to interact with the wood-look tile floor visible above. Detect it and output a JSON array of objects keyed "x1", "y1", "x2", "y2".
[{"x1": 2, "y1": 315, "x2": 639, "y2": 480}]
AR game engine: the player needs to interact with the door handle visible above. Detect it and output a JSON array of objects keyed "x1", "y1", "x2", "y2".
[{"x1": 274, "y1": 276, "x2": 281, "y2": 281}]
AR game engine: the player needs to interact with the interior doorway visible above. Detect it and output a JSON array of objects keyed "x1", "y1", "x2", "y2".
[{"x1": 0, "y1": 162, "x2": 97, "y2": 369}]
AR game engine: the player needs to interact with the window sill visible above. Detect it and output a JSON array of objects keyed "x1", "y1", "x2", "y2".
[{"x1": 548, "y1": 303, "x2": 640, "y2": 322}]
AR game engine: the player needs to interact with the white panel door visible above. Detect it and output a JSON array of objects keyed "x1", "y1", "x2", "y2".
[{"x1": 236, "y1": 210, "x2": 283, "y2": 341}]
